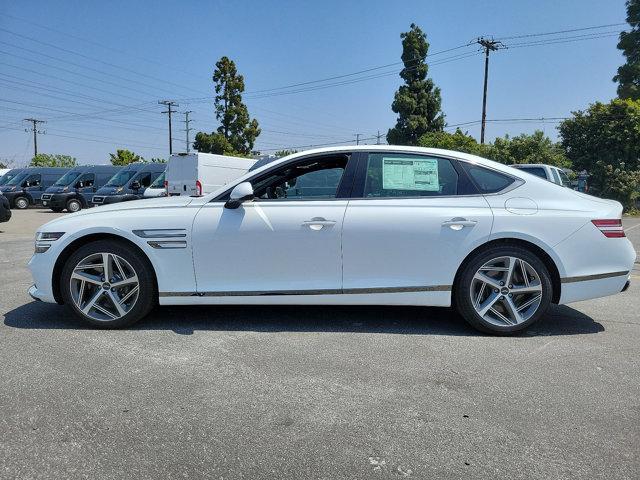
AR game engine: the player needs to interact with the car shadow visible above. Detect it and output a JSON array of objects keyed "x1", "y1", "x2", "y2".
[{"x1": 3, "y1": 301, "x2": 604, "y2": 337}]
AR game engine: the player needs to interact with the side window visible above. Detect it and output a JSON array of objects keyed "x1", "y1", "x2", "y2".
[
  {"x1": 136, "y1": 173, "x2": 152, "y2": 188},
  {"x1": 557, "y1": 169, "x2": 571, "y2": 187},
  {"x1": 550, "y1": 168, "x2": 561, "y2": 184},
  {"x1": 461, "y1": 164, "x2": 515, "y2": 194},
  {"x1": 252, "y1": 155, "x2": 348, "y2": 200},
  {"x1": 363, "y1": 153, "x2": 459, "y2": 198},
  {"x1": 24, "y1": 174, "x2": 41, "y2": 187},
  {"x1": 76, "y1": 173, "x2": 95, "y2": 188}
]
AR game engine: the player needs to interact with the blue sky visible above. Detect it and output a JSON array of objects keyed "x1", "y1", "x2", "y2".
[{"x1": 0, "y1": 0, "x2": 628, "y2": 165}]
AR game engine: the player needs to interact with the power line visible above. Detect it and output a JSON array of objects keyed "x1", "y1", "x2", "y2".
[
  {"x1": 494, "y1": 22, "x2": 626, "y2": 41},
  {"x1": 23, "y1": 118, "x2": 45, "y2": 157},
  {"x1": 476, "y1": 38, "x2": 506, "y2": 144},
  {"x1": 159, "y1": 100, "x2": 179, "y2": 155},
  {"x1": 182, "y1": 110, "x2": 193, "y2": 153}
]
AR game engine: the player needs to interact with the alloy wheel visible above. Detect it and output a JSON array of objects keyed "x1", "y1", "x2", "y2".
[
  {"x1": 470, "y1": 256, "x2": 543, "y2": 327},
  {"x1": 15, "y1": 198, "x2": 29, "y2": 209},
  {"x1": 69, "y1": 252, "x2": 140, "y2": 322}
]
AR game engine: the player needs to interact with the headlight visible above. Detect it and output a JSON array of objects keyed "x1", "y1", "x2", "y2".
[
  {"x1": 62, "y1": 186, "x2": 68, "y2": 192},
  {"x1": 34, "y1": 232, "x2": 65, "y2": 253},
  {"x1": 116, "y1": 187, "x2": 124, "y2": 193}
]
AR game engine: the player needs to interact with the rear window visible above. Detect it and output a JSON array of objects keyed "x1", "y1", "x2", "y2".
[
  {"x1": 517, "y1": 166, "x2": 547, "y2": 179},
  {"x1": 461, "y1": 164, "x2": 515, "y2": 194}
]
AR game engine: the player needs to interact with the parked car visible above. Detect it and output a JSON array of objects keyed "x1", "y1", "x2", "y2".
[
  {"x1": 142, "y1": 171, "x2": 167, "y2": 198},
  {"x1": 166, "y1": 153, "x2": 255, "y2": 197},
  {"x1": 28, "y1": 146, "x2": 634, "y2": 334},
  {"x1": 0, "y1": 191, "x2": 11, "y2": 223},
  {"x1": 91, "y1": 163, "x2": 165, "y2": 206},
  {"x1": 0, "y1": 167, "x2": 70, "y2": 209},
  {"x1": 512, "y1": 164, "x2": 571, "y2": 187},
  {"x1": 41, "y1": 165, "x2": 122, "y2": 212},
  {"x1": 0, "y1": 168, "x2": 25, "y2": 187}
]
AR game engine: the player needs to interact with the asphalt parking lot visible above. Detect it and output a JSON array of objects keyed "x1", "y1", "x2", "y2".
[{"x1": 1, "y1": 209, "x2": 639, "y2": 480}]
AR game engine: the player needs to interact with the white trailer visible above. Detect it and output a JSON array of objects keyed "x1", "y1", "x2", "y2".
[{"x1": 166, "y1": 153, "x2": 256, "y2": 196}]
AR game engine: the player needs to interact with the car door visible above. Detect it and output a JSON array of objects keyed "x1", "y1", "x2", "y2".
[
  {"x1": 341, "y1": 151, "x2": 494, "y2": 305},
  {"x1": 23, "y1": 174, "x2": 42, "y2": 202},
  {"x1": 76, "y1": 173, "x2": 96, "y2": 204},
  {"x1": 191, "y1": 153, "x2": 356, "y2": 296}
]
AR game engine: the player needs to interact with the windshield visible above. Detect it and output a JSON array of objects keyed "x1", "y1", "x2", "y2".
[
  {"x1": 105, "y1": 170, "x2": 136, "y2": 187},
  {"x1": 149, "y1": 172, "x2": 165, "y2": 188},
  {"x1": 6, "y1": 172, "x2": 28, "y2": 186},
  {"x1": 54, "y1": 170, "x2": 82, "y2": 186},
  {"x1": 0, "y1": 171, "x2": 21, "y2": 186}
]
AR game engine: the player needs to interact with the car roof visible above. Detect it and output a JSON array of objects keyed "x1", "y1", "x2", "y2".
[{"x1": 249, "y1": 145, "x2": 522, "y2": 178}]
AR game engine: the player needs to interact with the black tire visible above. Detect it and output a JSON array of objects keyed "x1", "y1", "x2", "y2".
[
  {"x1": 66, "y1": 198, "x2": 82, "y2": 213},
  {"x1": 60, "y1": 240, "x2": 156, "y2": 328},
  {"x1": 14, "y1": 196, "x2": 30, "y2": 209},
  {"x1": 51, "y1": 207, "x2": 64, "y2": 213},
  {"x1": 454, "y1": 244, "x2": 553, "y2": 335}
]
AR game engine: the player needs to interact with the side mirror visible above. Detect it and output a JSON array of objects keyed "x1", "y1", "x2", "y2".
[
  {"x1": 225, "y1": 182, "x2": 253, "y2": 209},
  {"x1": 130, "y1": 181, "x2": 141, "y2": 190}
]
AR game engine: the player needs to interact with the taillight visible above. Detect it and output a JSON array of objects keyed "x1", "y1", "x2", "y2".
[
  {"x1": 591, "y1": 219, "x2": 625, "y2": 238},
  {"x1": 195, "y1": 180, "x2": 202, "y2": 196}
]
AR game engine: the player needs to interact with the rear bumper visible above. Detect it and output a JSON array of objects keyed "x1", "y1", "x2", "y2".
[{"x1": 559, "y1": 271, "x2": 631, "y2": 304}]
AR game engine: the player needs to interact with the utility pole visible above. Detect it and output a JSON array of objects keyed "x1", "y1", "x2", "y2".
[
  {"x1": 182, "y1": 110, "x2": 193, "y2": 153},
  {"x1": 476, "y1": 37, "x2": 504, "y2": 144},
  {"x1": 374, "y1": 130, "x2": 384, "y2": 145},
  {"x1": 159, "y1": 100, "x2": 179, "y2": 154},
  {"x1": 24, "y1": 118, "x2": 45, "y2": 157},
  {"x1": 354, "y1": 133, "x2": 362, "y2": 145}
]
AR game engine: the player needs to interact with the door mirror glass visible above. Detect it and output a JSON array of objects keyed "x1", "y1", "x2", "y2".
[{"x1": 225, "y1": 182, "x2": 254, "y2": 209}]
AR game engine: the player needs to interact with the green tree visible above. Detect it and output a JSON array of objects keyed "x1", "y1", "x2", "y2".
[
  {"x1": 30, "y1": 154, "x2": 77, "y2": 167},
  {"x1": 193, "y1": 132, "x2": 237, "y2": 155},
  {"x1": 418, "y1": 129, "x2": 488, "y2": 156},
  {"x1": 559, "y1": 99, "x2": 640, "y2": 208},
  {"x1": 149, "y1": 157, "x2": 166, "y2": 163},
  {"x1": 387, "y1": 24, "x2": 445, "y2": 146},
  {"x1": 109, "y1": 149, "x2": 143, "y2": 166},
  {"x1": 274, "y1": 149, "x2": 298, "y2": 157},
  {"x1": 0, "y1": 161, "x2": 8, "y2": 169},
  {"x1": 614, "y1": 0, "x2": 640, "y2": 100},
  {"x1": 489, "y1": 131, "x2": 570, "y2": 167},
  {"x1": 194, "y1": 56, "x2": 260, "y2": 155}
]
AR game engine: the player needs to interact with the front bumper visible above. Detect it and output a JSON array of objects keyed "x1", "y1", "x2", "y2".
[
  {"x1": 43, "y1": 193, "x2": 74, "y2": 209},
  {"x1": 27, "y1": 253, "x2": 57, "y2": 303}
]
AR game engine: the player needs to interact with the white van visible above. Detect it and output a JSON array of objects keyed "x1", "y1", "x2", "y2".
[{"x1": 166, "y1": 153, "x2": 256, "y2": 196}]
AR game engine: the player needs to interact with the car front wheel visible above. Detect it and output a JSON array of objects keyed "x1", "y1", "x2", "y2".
[
  {"x1": 14, "y1": 196, "x2": 29, "y2": 209},
  {"x1": 66, "y1": 198, "x2": 82, "y2": 212},
  {"x1": 60, "y1": 240, "x2": 156, "y2": 328},
  {"x1": 454, "y1": 245, "x2": 553, "y2": 335}
]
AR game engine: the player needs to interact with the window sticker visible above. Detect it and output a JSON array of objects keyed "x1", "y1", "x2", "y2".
[{"x1": 382, "y1": 157, "x2": 439, "y2": 191}]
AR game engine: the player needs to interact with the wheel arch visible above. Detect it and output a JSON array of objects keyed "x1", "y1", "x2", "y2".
[
  {"x1": 51, "y1": 233, "x2": 159, "y2": 304},
  {"x1": 453, "y1": 238, "x2": 562, "y2": 304}
]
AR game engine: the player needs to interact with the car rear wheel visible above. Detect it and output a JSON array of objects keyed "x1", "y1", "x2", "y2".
[
  {"x1": 454, "y1": 245, "x2": 552, "y2": 335},
  {"x1": 14, "y1": 196, "x2": 29, "y2": 209},
  {"x1": 60, "y1": 240, "x2": 156, "y2": 328},
  {"x1": 66, "y1": 198, "x2": 82, "y2": 212}
]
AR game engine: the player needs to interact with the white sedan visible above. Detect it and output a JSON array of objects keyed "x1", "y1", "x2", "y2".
[{"x1": 28, "y1": 146, "x2": 635, "y2": 334}]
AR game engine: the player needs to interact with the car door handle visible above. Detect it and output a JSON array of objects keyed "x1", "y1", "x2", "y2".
[
  {"x1": 302, "y1": 218, "x2": 336, "y2": 230},
  {"x1": 442, "y1": 218, "x2": 478, "y2": 230}
]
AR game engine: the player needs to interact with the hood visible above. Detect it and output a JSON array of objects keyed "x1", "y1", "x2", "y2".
[
  {"x1": 45, "y1": 186, "x2": 68, "y2": 194},
  {"x1": 0, "y1": 185, "x2": 19, "y2": 192},
  {"x1": 40, "y1": 196, "x2": 195, "y2": 231},
  {"x1": 95, "y1": 186, "x2": 122, "y2": 195}
]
